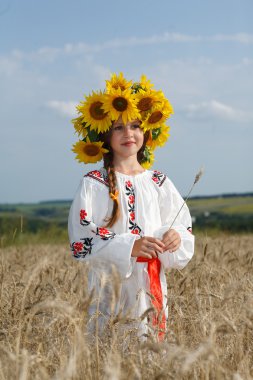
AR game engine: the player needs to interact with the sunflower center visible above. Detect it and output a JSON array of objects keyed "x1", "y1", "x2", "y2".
[
  {"x1": 113, "y1": 84, "x2": 126, "y2": 91},
  {"x1": 84, "y1": 144, "x2": 100, "y2": 156},
  {"x1": 137, "y1": 97, "x2": 153, "y2": 111},
  {"x1": 148, "y1": 111, "x2": 163, "y2": 124},
  {"x1": 112, "y1": 97, "x2": 128, "y2": 112},
  {"x1": 89, "y1": 101, "x2": 107, "y2": 120}
]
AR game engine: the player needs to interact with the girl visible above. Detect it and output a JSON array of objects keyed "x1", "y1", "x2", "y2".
[{"x1": 68, "y1": 73, "x2": 194, "y2": 339}]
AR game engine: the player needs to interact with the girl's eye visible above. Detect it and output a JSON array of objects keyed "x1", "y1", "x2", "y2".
[
  {"x1": 113, "y1": 125, "x2": 124, "y2": 131},
  {"x1": 131, "y1": 124, "x2": 141, "y2": 129}
]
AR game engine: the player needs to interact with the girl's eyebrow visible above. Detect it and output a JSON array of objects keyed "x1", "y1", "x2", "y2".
[{"x1": 113, "y1": 120, "x2": 141, "y2": 127}]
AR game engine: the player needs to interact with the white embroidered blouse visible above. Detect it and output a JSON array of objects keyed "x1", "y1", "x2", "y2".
[{"x1": 68, "y1": 168, "x2": 194, "y2": 335}]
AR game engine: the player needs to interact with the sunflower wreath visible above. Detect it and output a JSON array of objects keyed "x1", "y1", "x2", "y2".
[{"x1": 71, "y1": 73, "x2": 173, "y2": 169}]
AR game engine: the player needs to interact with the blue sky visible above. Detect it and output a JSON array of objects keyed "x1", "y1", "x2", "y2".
[{"x1": 0, "y1": 0, "x2": 253, "y2": 202}]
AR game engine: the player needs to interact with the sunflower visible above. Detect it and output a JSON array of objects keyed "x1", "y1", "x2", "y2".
[
  {"x1": 135, "y1": 89, "x2": 164, "y2": 114},
  {"x1": 139, "y1": 74, "x2": 154, "y2": 91},
  {"x1": 131, "y1": 74, "x2": 154, "y2": 94},
  {"x1": 102, "y1": 88, "x2": 140, "y2": 125},
  {"x1": 77, "y1": 91, "x2": 112, "y2": 133},
  {"x1": 72, "y1": 138, "x2": 109, "y2": 164},
  {"x1": 106, "y1": 72, "x2": 132, "y2": 92},
  {"x1": 141, "y1": 147, "x2": 155, "y2": 169},
  {"x1": 146, "y1": 124, "x2": 170, "y2": 149},
  {"x1": 72, "y1": 116, "x2": 88, "y2": 137},
  {"x1": 141, "y1": 99, "x2": 174, "y2": 131}
]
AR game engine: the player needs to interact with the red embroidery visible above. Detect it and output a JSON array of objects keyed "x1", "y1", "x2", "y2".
[
  {"x1": 91, "y1": 170, "x2": 102, "y2": 178},
  {"x1": 130, "y1": 211, "x2": 135, "y2": 221},
  {"x1": 80, "y1": 209, "x2": 91, "y2": 226},
  {"x1": 71, "y1": 238, "x2": 93, "y2": 258},
  {"x1": 98, "y1": 227, "x2": 110, "y2": 235},
  {"x1": 125, "y1": 180, "x2": 142, "y2": 235},
  {"x1": 94, "y1": 227, "x2": 116, "y2": 240},
  {"x1": 73, "y1": 242, "x2": 83, "y2": 252},
  {"x1": 80, "y1": 209, "x2": 87, "y2": 220},
  {"x1": 126, "y1": 180, "x2": 133, "y2": 188},
  {"x1": 152, "y1": 170, "x2": 166, "y2": 187},
  {"x1": 129, "y1": 195, "x2": 135, "y2": 204},
  {"x1": 84, "y1": 170, "x2": 109, "y2": 187}
]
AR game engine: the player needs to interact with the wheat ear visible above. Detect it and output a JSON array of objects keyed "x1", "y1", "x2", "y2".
[{"x1": 168, "y1": 167, "x2": 204, "y2": 230}]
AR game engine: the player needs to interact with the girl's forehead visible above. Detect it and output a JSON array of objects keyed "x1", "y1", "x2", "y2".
[{"x1": 113, "y1": 117, "x2": 141, "y2": 126}]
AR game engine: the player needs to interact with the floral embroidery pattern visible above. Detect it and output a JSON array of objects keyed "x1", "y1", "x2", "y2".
[
  {"x1": 125, "y1": 180, "x2": 142, "y2": 235},
  {"x1": 80, "y1": 208, "x2": 116, "y2": 242},
  {"x1": 71, "y1": 238, "x2": 93, "y2": 259},
  {"x1": 84, "y1": 170, "x2": 109, "y2": 187},
  {"x1": 152, "y1": 170, "x2": 166, "y2": 187},
  {"x1": 80, "y1": 209, "x2": 91, "y2": 226},
  {"x1": 95, "y1": 227, "x2": 116, "y2": 240}
]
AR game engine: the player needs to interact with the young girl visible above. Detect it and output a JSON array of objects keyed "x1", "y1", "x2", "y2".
[{"x1": 68, "y1": 73, "x2": 194, "y2": 339}]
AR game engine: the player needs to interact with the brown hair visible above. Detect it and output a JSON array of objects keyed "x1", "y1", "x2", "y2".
[{"x1": 100, "y1": 127, "x2": 149, "y2": 228}]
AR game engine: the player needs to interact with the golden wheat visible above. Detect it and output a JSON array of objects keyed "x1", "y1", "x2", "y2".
[{"x1": 0, "y1": 234, "x2": 252, "y2": 379}]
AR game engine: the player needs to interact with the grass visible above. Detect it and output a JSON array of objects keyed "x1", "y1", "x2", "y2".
[
  {"x1": 188, "y1": 196, "x2": 253, "y2": 215},
  {"x1": 0, "y1": 232, "x2": 252, "y2": 379}
]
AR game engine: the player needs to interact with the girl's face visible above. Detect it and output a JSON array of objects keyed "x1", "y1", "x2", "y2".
[{"x1": 109, "y1": 117, "x2": 144, "y2": 159}]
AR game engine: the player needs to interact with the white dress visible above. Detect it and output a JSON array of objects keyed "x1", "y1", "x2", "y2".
[{"x1": 68, "y1": 168, "x2": 194, "y2": 336}]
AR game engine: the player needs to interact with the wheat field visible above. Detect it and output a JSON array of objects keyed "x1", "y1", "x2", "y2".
[{"x1": 0, "y1": 233, "x2": 252, "y2": 379}]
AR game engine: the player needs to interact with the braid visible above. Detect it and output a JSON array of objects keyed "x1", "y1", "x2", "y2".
[{"x1": 103, "y1": 148, "x2": 120, "y2": 228}]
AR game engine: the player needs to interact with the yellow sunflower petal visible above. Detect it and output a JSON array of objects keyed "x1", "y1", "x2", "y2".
[
  {"x1": 72, "y1": 115, "x2": 88, "y2": 137},
  {"x1": 72, "y1": 140, "x2": 108, "y2": 164},
  {"x1": 78, "y1": 91, "x2": 112, "y2": 133},
  {"x1": 146, "y1": 124, "x2": 170, "y2": 149},
  {"x1": 106, "y1": 72, "x2": 133, "y2": 92},
  {"x1": 141, "y1": 99, "x2": 174, "y2": 131},
  {"x1": 102, "y1": 88, "x2": 140, "y2": 125},
  {"x1": 139, "y1": 74, "x2": 154, "y2": 91},
  {"x1": 141, "y1": 150, "x2": 155, "y2": 169},
  {"x1": 134, "y1": 89, "x2": 164, "y2": 113}
]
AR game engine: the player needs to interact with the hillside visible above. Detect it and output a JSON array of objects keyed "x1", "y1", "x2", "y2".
[{"x1": 0, "y1": 193, "x2": 253, "y2": 245}]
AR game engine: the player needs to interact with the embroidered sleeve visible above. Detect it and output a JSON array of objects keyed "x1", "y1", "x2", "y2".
[
  {"x1": 84, "y1": 170, "x2": 109, "y2": 187},
  {"x1": 152, "y1": 170, "x2": 166, "y2": 187},
  {"x1": 68, "y1": 176, "x2": 139, "y2": 278}
]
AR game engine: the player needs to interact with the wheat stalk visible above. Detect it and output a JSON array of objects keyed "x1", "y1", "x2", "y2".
[{"x1": 168, "y1": 167, "x2": 204, "y2": 230}]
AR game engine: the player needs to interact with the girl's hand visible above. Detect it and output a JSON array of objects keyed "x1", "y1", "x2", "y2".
[
  {"x1": 131, "y1": 236, "x2": 165, "y2": 259},
  {"x1": 162, "y1": 229, "x2": 181, "y2": 253}
]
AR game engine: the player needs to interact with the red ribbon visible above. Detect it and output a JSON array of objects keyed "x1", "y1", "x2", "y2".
[{"x1": 137, "y1": 256, "x2": 166, "y2": 339}]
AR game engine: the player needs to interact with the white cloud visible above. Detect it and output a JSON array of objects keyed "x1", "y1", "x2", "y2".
[
  {"x1": 210, "y1": 33, "x2": 253, "y2": 44},
  {"x1": 183, "y1": 100, "x2": 253, "y2": 123},
  {"x1": 1, "y1": 32, "x2": 253, "y2": 69},
  {"x1": 47, "y1": 100, "x2": 78, "y2": 117}
]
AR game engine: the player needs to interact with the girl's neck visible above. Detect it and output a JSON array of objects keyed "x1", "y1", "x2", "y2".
[{"x1": 112, "y1": 155, "x2": 145, "y2": 176}]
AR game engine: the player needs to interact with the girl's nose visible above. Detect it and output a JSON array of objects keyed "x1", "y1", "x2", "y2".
[{"x1": 123, "y1": 126, "x2": 132, "y2": 137}]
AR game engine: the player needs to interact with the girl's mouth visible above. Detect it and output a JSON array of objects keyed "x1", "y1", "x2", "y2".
[{"x1": 121, "y1": 141, "x2": 135, "y2": 146}]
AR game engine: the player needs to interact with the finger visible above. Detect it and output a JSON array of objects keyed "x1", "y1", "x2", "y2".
[
  {"x1": 163, "y1": 233, "x2": 179, "y2": 246},
  {"x1": 165, "y1": 241, "x2": 180, "y2": 252},
  {"x1": 146, "y1": 242, "x2": 164, "y2": 254},
  {"x1": 162, "y1": 230, "x2": 178, "y2": 241},
  {"x1": 145, "y1": 237, "x2": 165, "y2": 249},
  {"x1": 149, "y1": 242, "x2": 165, "y2": 253},
  {"x1": 143, "y1": 247, "x2": 158, "y2": 258},
  {"x1": 139, "y1": 251, "x2": 153, "y2": 259}
]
